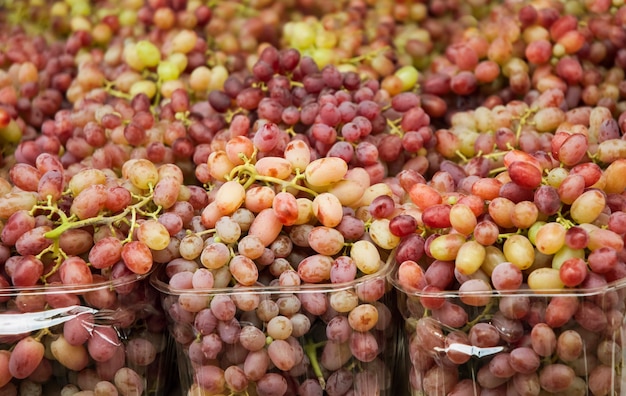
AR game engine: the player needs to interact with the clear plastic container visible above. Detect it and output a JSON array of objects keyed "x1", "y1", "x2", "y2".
[
  {"x1": 390, "y1": 265, "x2": 626, "y2": 396},
  {"x1": 151, "y1": 252, "x2": 403, "y2": 396},
  {"x1": 0, "y1": 270, "x2": 174, "y2": 396}
]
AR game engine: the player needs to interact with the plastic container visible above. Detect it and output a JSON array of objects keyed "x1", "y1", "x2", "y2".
[
  {"x1": 390, "y1": 265, "x2": 626, "y2": 396},
  {"x1": 0, "y1": 269, "x2": 174, "y2": 396},
  {"x1": 150, "y1": 251, "x2": 403, "y2": 396}
]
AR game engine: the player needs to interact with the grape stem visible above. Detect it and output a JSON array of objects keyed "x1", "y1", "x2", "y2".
[
  {"x1": 229, "y1": 157, "x2": 319, "y2": 197},
  {"x1": 33, "y1": 328, "x2": 51, "y2": 342},
  {"x1": 39, "y1": 239, "x2": 68, "y2": 282},
  {"x1": 386, "y1": 118, "x2": 404, "y2": 137},
  {"x1": 345, "y1": 46, "x2": 391, "y2": 65},
  {"x1": 513, "y1": 107, "x2": 538, "y2": 141},
  {"x1": 304, "y1": 338, "x2": 327, "y2": 389},
  {"x1": 555, "y1": 210, "x2": 575, "y2": 229},
  {"x1": 452, "y1": 150, "x2": 466, "y2": 163},
  {"x1": 463, "y1": 298, "x2": 495, "y2": 331},
  {"x1": 43, "y1": 191, "x2": 155, "y2": 240},
  {"x1": 103, "y1": 80, "x2": 132, "y2": 100},
  {"x1": 488, "y1": 166, "x2": 507, "y2": 176}
]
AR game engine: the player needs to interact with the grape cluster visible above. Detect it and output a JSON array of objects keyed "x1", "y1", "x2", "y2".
[
  {"x1": 1, "y1": 0, "x2": 626, "y2": 395},
  {"x1": 0, "y1": 276, "x2": 173, "y2": 396}
]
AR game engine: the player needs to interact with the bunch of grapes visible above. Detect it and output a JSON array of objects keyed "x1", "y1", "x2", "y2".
[{"x1": 0, "y1": 0, "x2": 626, "y2": 396}]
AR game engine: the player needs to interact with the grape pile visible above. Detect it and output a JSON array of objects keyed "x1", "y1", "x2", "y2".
[{"x1": 0, "y1": 0, "x2": 626, "y2": 395}]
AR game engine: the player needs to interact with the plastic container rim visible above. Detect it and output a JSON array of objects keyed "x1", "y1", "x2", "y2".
[
  {"x1": 388, "y1": 264, "x2": 626, "y2": 298},
  {"x1": 0, "y1": 270, "x2": 150, "y2": 297},
  {"x1": 151, "y1": 250, "x2": 396, "y2": 297}
]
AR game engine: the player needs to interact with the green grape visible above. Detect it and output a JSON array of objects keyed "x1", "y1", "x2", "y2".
[
  {"x1": 157, "y1": 61, "x2": 180, "y2": 81},
  {"x1": 289, "y1": 21, "x2": 316, "y2": 49},
  {"x1": 119, "y1": 9, "x2": 137, "y2": 26},
  {"x1": 394, "y1": 65, "x2": 419, "y2": 91},
  {"x1": 135, "y1": 40, "x2": 161, "y2": 68},
  {"x1": 0, "y1": 119, "x2": 22, "y2": 144}
]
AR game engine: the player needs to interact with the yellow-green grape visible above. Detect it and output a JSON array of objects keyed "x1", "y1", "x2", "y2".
[
  {"x1": 208, "y1": 65, "x2": 229, "y2": 91},
  {"x1": 310, "y1": 48, "x2": 334, "y2": 69},
  {"x1": 357, "y1": 184, "x2": 393, "y2": 208},
  {"x1": 481, "y1": 245, "x2": 507, "y2": 277},
  {"x1": 545, "y1": 167, "x2": 569, "y2": 187},
  {"x1": 70, "y1": 16, "x2": 91, "y2": 32},
  {"x1": 129, "y1": 80, "x2": 157, "y2": 100},
  {"x1": 126, "y1": 159, "x2": 159, "y2": 190},
  {"x1": 455, "y1": 240, "x2": 487, "y2": 275},
  {"x1": 68, "y1": 168, "x2": 107, "y2": 196},
  {"x1": 570, "y1": 189, "x2": 606, "y2": 224},
  {"x1": 135, "y1": 40, "x2": 161, "y2": 68},
  {"x1": 189, "y1": 66, "x2": 212, "y2": 92},
  {"x1": 123, "y1": 42, "x2": 145, "y2": 71},
  {"x1": 119, "y1": 9, "x2": 138, "y2": 27},
  {"x1": 51, "y1": 1, "x2": 69, "y2": 17},
  {"x1": 474, "y1": 106, "x2": 494, "y2": 133},
  {"x1": 350, "y1": 240, "x2": 381, "y2": 275},
  {"x1": 0, "y1": 119, "x2": 23, "y2": 144},
  {"x1": 503, "y1": 235, "x2": 535, "y2": 270},
  {"x1": 535, "y1": 222, "x2": 566, "y2": 255},
  {"x1": 315, "y1": 29, "x2": 337, "y2": 49},
  {"x1": 170, "y1": 29, "x2": 198, "y2": 54},
  {"x1": 527, "y1": 221, "x2": 546, "y2": 245},
  {"x1": 330, "y1": 290, "x2": 359, "y2": 313},
  {"x1": 289, "y1": 21, "x2": 316, "y2": 50},
  {"x1": 167, "y1": 53, "x2": 188, "y2": 74},
  {"x1": 527, "y1": 268, "x2": 564, "y2": 290},
  {"x1": 457, "y1": 129, "x2": 478, "y2": 158},
  {"x1": 394, "y1": 65, "x2": 419, "y2": 91},
  {"x1": 68, "y1": 0, "x2": 91, "y2": 16},
  {"x1": 157, "y1": 61, "x2": 181, "y2": 81},
  {"x1": 369, "y1": 219, "x2": 400, "y2": 250},
  {"x1": 551, "y1": 246, "x2": 585, "y2": 270},
  {"x1": 137, "y1": 220, "x2": 171, "y2": 251},
  {"x1": 428, "y1": 233, "x2": 466, "y2": 261}
]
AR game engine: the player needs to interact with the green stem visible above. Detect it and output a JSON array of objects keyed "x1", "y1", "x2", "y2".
[
  {"x1": 454, "y1": 150, "x2": 469, "y2": 163},
  {"x1": 386, "y1": 118, "x2": 404, "y2": 137},
  {"x1": 555, "y1": 210, "x2": 575, "y2": 229},
  {"x1": 463, "y1": 298, "x2": 495, "y2": 331},
  {"x1": 304, "y1": 339, "x2": 327, "y2": 390},
  {"x1": 40, "y1": 240, "x2": 67, "y2": 282},
  {"x1": 44, "y1": 193, "x2": 154, "y2": 240},
  {"x1": 488, "y1": 166, "x2": 507, "y2": 176}
]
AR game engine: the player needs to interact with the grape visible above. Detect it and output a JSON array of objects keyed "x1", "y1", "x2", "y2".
[
  {"x1": 458, "y1": 279, "x2": 491, "y2": 306},
  {"x1": 556, "y1": 330, "x2": 583, "y2": 362},
  {"x1": 397, "y1": 260, "x2": 426, "y2": 292},
  {"x1": 491, "y1": 262, "x2": 523, "y2": 291},
  {"x1": 539, "y1": 364, "x2": 575, "y2": 393},
  {"x1": 509, "y1": 347, "x2": 541, "y2": 374},
  {"x1": 488, "y1": 353, "x2": 515, "y2": 379},
  {"x1": 88, "y1": 327, "x2": 121, "y2": 363},
  {"x1": 50, "y1": 335, "x2": 89, "y2": 371},
  {"x1": 256, "y1": 373, "x2": 288, "y2": 396},
  {"x1": 9, "y1": 337, "x2": 45, "y2": 379},
  {"x1": 121, "y1": 241, "x2": 153, "y2": 275},
  {"x1": 588, "y1": 365, "x2": 613, "y2": 396}
]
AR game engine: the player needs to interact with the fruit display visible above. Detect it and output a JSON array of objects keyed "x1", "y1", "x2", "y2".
[
  {"x1": 0, "y1": 274, "x2": 174, "y2": 396},
  {"x1": 0, "y1": 0, "x2": 626, "y2": 395},
  {"x1": 151, "y1": 252, "x2": 400, "y2": 396}
]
